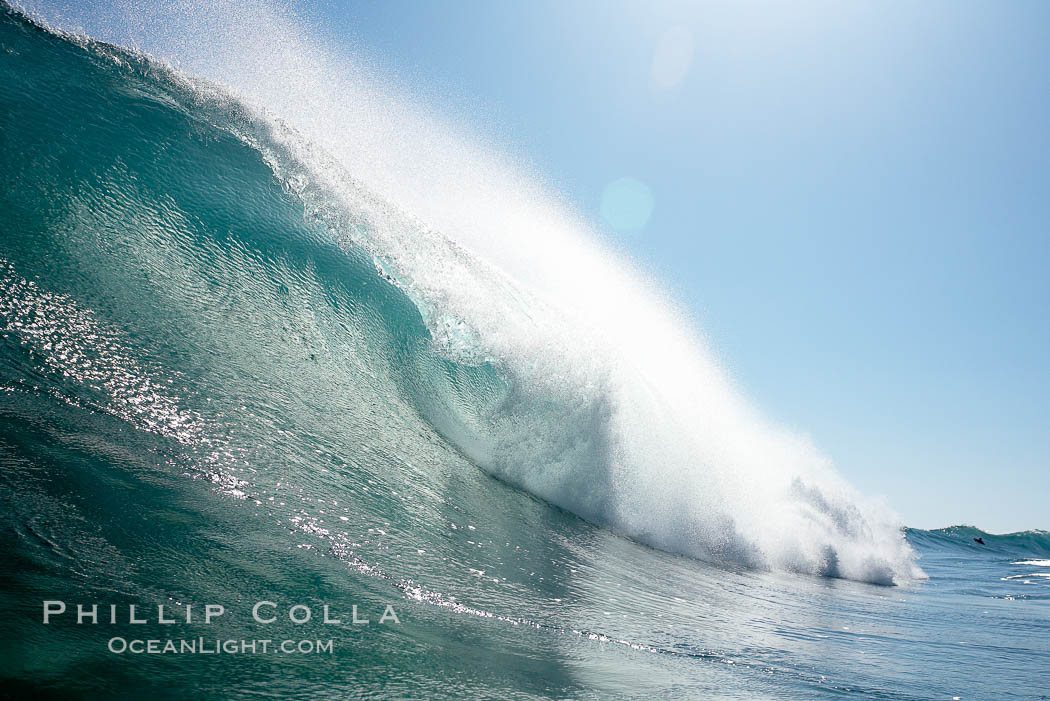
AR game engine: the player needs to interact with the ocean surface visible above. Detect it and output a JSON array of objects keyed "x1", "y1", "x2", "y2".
[{"x1": 1, "y1": 3, "x2": 1048, "y2": 698}]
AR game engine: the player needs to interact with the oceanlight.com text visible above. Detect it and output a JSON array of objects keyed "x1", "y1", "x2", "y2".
[{"x1": 107, "y1": 637, "x2": 335, "y2": 655}]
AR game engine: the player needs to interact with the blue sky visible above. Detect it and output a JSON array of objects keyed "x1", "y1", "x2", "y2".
[{"x1": 294, "y1": 0, "x2": 1050, "y2": 533}]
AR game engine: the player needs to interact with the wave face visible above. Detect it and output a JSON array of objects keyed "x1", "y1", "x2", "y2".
[{"x1": 0, "y1": 1, "x2": 922, "y2": 586}]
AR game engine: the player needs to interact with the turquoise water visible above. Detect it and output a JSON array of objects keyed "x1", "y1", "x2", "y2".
[{"x1": 1, "y1": 5, "x2": 1048, "y2": 698}]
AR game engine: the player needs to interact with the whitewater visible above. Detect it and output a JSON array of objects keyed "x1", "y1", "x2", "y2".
[{"x1": 1, "y1": 2, "x2": 1047, "y2": 699}]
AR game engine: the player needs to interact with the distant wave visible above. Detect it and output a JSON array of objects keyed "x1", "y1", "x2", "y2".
[
  {"x1": 908, "y1": 526, "x2": 1050, "y2": 556},
  {"x1": 2, "y1": 1, "x2": 922, "y2": 585}
]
